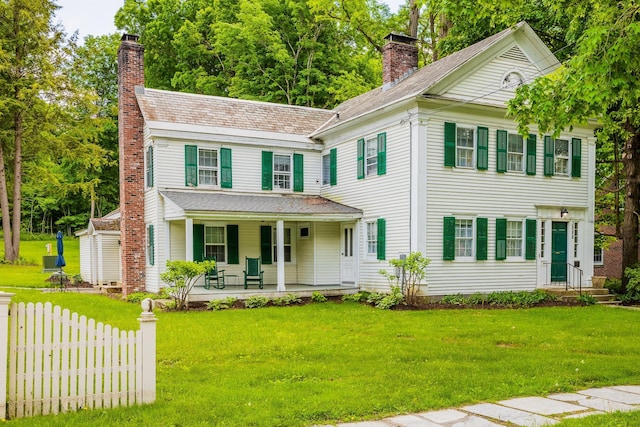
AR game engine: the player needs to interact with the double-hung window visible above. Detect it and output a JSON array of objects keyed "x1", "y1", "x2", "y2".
[
  {"x1": 506, "y1": 220, "x2": 523, "y2": 257},
  {"x1": 185, "y1": 146, "x2": 232, "y2": 188},
  {"x1": 273, "y1": 154, "x2": 291, "y2": 190},
  {"x1": 544, "y1": 137, "x2": 581, "y2": 177},
  {"x1": 205, "y1": 226, "x2": 226, "y2": 262},
  {"x1": 594, "y1": 246, "x2": 603, "y2": 265},
  {"x1": 365, "y1": 219, "x2": 386, "y2": 260},
  {"x1": 145, "y1": 146, "x2": 154, "y2": 188},
  {"x1": 455, "y1": 219, "x2": 474, "y2": 257},
  {"x1": 322, "y1": 148, "x2": 337, "y2": 186},
  {"x1": 357, "y1": 134, "x2": 386, "y2": 179},
  {"x1": 322, "y1": 154, "x2": 330, "y2": 185},
  {"x1": 198, "y1": 148, "x2": 218, "y2": 186},
  {"x1": 456, "y1": 127, "x2": 475, "y2": 168},
  {"x1": 262, "y1": 151, "x2": 303, "y2": 192},
  {"x1": 554, "y1": 139, "x2": 569, "y2": 175},
  {"x1": 273, "y1": 228, "x2": 292, "y2": 262},
  {"x1": 507, "y1": 134, "x2": 524, "y2": 172}
]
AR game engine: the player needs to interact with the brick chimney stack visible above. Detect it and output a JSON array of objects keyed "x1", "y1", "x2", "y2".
[
  {"x1": 382, "y1": 33, "x2": 418, "y2": 89},
  {"x1": 118, "y1": 34, "x2": 146, "y2": 296}
]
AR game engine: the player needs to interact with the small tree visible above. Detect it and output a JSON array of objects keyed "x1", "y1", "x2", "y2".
[
  {"x1": 380, "y1": 252, "x2": 431, "y2": 305},
  {"x1": 160, "y1": 260, "x2": 215, "y2": 310}
]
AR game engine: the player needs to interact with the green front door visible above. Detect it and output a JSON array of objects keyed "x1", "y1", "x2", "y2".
[{"x1": 551, "y1": 222, "x2": 568, "y2": 282}]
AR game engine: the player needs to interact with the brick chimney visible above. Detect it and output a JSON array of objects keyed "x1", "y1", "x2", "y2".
[
  {"x1": 118, "y1": 34, "x2": 146, "y2": 296},
  {"x1": 382, "y1": 33, "x2": 418, "y2": 90}
]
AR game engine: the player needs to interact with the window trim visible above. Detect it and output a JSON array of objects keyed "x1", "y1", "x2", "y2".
[
  {"x1": 204, "y1": 225, "x2": 227, "y2": 264},
  {"x1": 366, "y1": 220, "x2": 378, "y2": 258},
  {"x1": 198, "y1": 147, "x2": 219, "y2": 187},
  {"x1": 594, "y1": 246, "x2": 603, "y2": 265},
  {"x1": 455, "y1": 125, "x2": 476, "y2": 169},
  {"x1": 273, "y1": 153, "x2": 292, "y2": 190},
  {"x1": 322, "y1": 153, "x2": 330, "y2": 186},
  {"x1": 506, "y1": 219, "x2": 524, "y2": 259},
  {"x1": 272, "y1": 227, "x2": 292, "y2": 263},
  {"x1": 554, "y1": 138, "x2": 570, "y2": 176},
  {"x1": 455, "y1": 218, "x2": 475, "y2": 260},
  {"x1": 365, "y1": 136, "x2": 378, "y2": 177},
  {"x1": 507, "y1": 133, "x2": 525, "y2": 173},
  {"x1": 145, "y1": 146, "x2": 154, "y2": 188}
]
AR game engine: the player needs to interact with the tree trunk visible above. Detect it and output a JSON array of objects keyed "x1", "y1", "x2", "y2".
[
  {"x1": 0, "y1": 139, "x2": 14, "y2": 261},
  {"x1": 409, "y1": 0, "x2": 419, "y2": 39},
  {"x1": 621, "y1": 121, "x2": 640, "y2": 292}
]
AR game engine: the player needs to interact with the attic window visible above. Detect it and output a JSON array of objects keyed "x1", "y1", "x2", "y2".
[{"x1": 501, "y1": 71, "x2": 525, "y2": 89}]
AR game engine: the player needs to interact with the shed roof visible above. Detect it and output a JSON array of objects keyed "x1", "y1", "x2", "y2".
[{"x1": 160, "y1": 191, "x2": 362, "y2": 217}]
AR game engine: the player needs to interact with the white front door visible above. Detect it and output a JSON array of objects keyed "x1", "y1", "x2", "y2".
[{"x1": 340, "y1": 224, "x2": 355, "y2": 284}]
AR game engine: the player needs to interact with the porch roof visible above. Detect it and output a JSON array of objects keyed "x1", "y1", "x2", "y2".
[{"x1": 160, "y1": 191, "x2": 362, "y2": 220}]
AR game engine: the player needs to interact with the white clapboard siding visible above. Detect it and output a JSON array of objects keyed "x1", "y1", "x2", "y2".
[
  {"x1": 423, "y1": 114, "x2": 592, "y2": 295},
  {"x1": 321, "y1": 117, "x2": 412, "y2": 289},
  {"x1": 6, "y1": 302, "x2": 156, "y2": 419},
  {"x1": 314, "y1": 222, "x2": 340, "y2": 285},
  {"x1": 78, "y1": 234, "x2": 92, "y2": 284}
]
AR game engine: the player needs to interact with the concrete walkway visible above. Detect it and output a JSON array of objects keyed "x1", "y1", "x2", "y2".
[{"x1": 317, "y1": 385, "x2": 640, "y2": 427}]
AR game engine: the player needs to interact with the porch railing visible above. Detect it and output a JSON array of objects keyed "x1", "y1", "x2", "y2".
[{"x1": 543, "y1": 262, "x2": 583, "y2": 294}]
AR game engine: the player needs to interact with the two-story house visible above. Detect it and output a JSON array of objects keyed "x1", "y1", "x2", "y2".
[{"x1": 79, "y1": 22, "x2": 596, "y2": 298}]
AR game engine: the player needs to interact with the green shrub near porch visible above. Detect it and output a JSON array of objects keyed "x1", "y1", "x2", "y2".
[{"x1": 1, "y1": 288, "x2": 640, "y2": 426}]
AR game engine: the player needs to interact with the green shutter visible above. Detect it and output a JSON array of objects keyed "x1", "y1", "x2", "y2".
[
  {"x1": 544, "y1": 136, "x2": 554, "y2": 176},
  {"x1": 193, "y1": 223, "x2": 205, "y2": 262},
  {"x1": 221, "y1": 148, "x2": 232, "y2": 188},
  {"x1": 443, "y1": 216, "x2": 455, "y2": 261},
  {"x1": 377, "y1": 132, "x2": 386, "y2": 175},
  {"x1": 476, "y1": 217, "x2": 488, "y2": 261},
  {"x1": 357, "y1": 138, "x2": 365, "y2": 179},
  {"x1": 377, "y1": 218, "x2": 386, "y2": 260},
  {"x1": 526, "y1": 134, "x2": 536, "y2": 175},
  {"x1": 185, "y1": 145, "x2": 198, "y2": 187},
  {"x1": 495, "y1": 218, "x2": 507, "y2": 261},
  {"x1": 444, "y1": 122, "x2": 456, "y2": 167},
  {"x1": 571, "y1": 138, "x2": 582, "y2": 178},
  {"x1": 227, "y1": 224, "x2": 239, "y2": 264},
  {"x1": 147, "y1": 224, "x2": 155, "y2": 266},
  {"x1": 146, "y1": 146, "x2": 154, "y2": 188},
  {"x1": 496, "y1": 130, "x2": 507, "y2": 173},
  {"x1": 262, "y1": 151, "x2": 273, "y2": 190},
  {"x1": 260, "y1": 225, "x2": 272, "y2": 264},
  {"x1": 293, "y1": 153, "x2": 304, "y2": 192},
  {"x1": 477, "y1": 127, "x2": 488, "y2": 170},
  {"x1": 330, "y1": 148, "x2": 337, "y2": 186},
  {"x1": 525, "y1": 219, "x2": 537, "y2": 260}
]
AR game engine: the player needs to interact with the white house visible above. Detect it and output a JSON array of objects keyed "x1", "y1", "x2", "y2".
[{"x1": 84, "y1": 22, "x2": 595, "y2": 297}]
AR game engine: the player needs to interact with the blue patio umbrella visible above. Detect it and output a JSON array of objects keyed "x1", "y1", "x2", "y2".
[{"x1": 55, "y1": 231, "x2": 66, "y2": 269}]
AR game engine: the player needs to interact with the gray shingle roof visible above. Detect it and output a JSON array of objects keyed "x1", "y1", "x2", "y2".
[
  {"x1": 136, "y1": 89, "x2": 335, "y2": 137},
  {"x1": 161, "y1": 191, "x2": 362, "y2": 216},
  {"x1": 312, "y1": 24, "x2": 519, "y2": 135}
]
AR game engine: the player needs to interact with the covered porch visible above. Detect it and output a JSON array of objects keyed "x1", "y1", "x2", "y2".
[{"x1": 159, "y1": 191, "x2": 363, "y2": 293}]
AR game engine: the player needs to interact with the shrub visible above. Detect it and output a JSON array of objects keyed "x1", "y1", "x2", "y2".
[
  {"x1": 206, "y1": 297, "x2": 238, "y2": 311},
  {"x1": 576, "y1": 294, "x2": 598, "y2": 306},
  {"x1": 441, "y1": 294, "x2": 466, "y2": 305},
  {"x1": 311, "y1": 291, "x2": 327, "y2": 302},
  {"x1": 366, "y1": 292, "x2": 386, "y2": 305},
  {"x1": 272, "y1": 294, "x2": 302, "y2": 306},
  {"x1": 621, "y1": 266, "x2": 640, "y2": 304},
  {"x1": 604, "y1": 277, "x2": 623, "y2": 294},
  {"x1": 244, "y1": 295, "x2": 269, "y2": 309},
  {"x1": 126, "y1": 292, "x2": 160, "y2": 304},
  {"x1": 342, "y1": 292, "x2": 370, "y2": 303},
  {"x1": 375, "y1": 286, "x2": 405, "y2": 310},
  {"x1": 160, "y1": 259, "x2": 216, "y2": 310},
  {"x1": 379, "y1": 252, "x2": 430, "y2": 305}
]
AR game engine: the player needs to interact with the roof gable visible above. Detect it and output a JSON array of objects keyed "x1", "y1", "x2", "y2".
[{"x1": 312, "y1": 22, "x2": 558, "y2": 136}]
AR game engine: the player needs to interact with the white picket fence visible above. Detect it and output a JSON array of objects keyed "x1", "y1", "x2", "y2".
[{"x1": 0, "y1": 293, "x2": 156, "y2": 420}]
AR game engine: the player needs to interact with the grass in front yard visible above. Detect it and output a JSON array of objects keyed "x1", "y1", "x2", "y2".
[
  {"x1": 2, "y1": 290, "x2": 640, "y2": 427},
  {"x1": 0, "y1": 238, "x2": 80, "y2": 288}
]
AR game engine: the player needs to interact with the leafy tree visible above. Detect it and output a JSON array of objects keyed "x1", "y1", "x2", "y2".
[
  {"x1": 0, "y1": 0, "x2": 104, "y2": 260},
  {"x1": 508, "y1": 0, "x2": 640, "y2": 290}
]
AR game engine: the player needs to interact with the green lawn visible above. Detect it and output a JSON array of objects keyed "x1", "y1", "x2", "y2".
[
  {"x1": 0, "y1": 238, "x2": 80, "y2": 288},
  {"x1": 1, "y1": 287, "x2": 639, "y2": 426}
]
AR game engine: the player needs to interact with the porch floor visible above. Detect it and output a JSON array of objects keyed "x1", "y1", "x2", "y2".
[{"x1": 188, "y1": 284, "x2": 359, "y2": 303}]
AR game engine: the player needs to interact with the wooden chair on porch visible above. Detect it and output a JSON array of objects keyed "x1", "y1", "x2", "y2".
[
  {"x1": 244, "y1": 257, "x2": 264, "y2": 289},
  {"x1": 203, "y1": 257, "x2": 225, "y2": 290}
]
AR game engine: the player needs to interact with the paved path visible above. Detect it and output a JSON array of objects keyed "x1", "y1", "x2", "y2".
[{"x1": 316, "y1": 385, "x2": 640, "y2": 427}]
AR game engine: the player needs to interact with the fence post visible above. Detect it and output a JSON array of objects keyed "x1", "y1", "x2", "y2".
[
  {"x1": 138, "y1": 298, "x2": 157, "y2": 404},
  {"x1": 0, "y1": 292, "x2": 14, "y2": 420}
]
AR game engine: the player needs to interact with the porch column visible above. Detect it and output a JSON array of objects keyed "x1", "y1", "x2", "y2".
[
  {"x1": 185, "y1": 218, "x2": 193, "y2": 261},
  {"x1": 276, "y1": 220, "x2": 285, "y2": 291}
]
